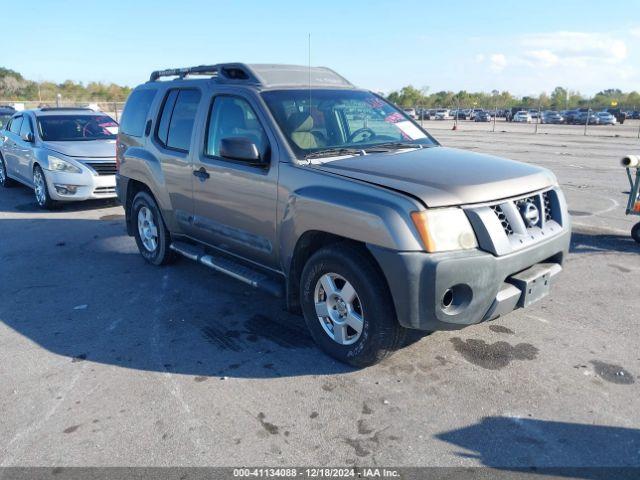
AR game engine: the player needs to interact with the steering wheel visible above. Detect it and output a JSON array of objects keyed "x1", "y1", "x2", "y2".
[
  {"x1": 82, "y1": 122, "x2": 94, "y2": 138},
  {"x1": 348, "y1": 127, "x2": 376, "y2": 143}
]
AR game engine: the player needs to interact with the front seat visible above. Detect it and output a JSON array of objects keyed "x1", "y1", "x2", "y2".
[{"x1": 287, "y1": 112, "x2": 324, "y2": 149}]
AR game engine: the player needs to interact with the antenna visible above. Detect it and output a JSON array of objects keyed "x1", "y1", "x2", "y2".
[{"x1": 308, "y1": 33, "x2": 311, "y2": 113}]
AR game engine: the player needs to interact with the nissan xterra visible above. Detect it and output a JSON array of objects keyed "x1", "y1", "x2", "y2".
[{"x1": 116, "y1": 64, "x2": 571, "y2": 367}]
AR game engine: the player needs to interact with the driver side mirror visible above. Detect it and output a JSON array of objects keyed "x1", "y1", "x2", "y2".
[
  {"x1": 21, "y1": 132, "x2": 34, "y2": 143},
  {"x1": 219, "y1": 137, "x2": 266, "y2": 166}
]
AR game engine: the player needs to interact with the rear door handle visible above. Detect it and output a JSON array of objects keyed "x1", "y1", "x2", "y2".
[{"x1": 193, "y1": 167, "x2": 210, "y2": 180}]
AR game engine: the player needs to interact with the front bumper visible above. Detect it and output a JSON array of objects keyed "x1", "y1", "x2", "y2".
[
  {"x1": 44, "y1": 168, "x2": 117, "y2": 201},
  {"x1": 368, "y1": 226, "x2": 571, "y2": 331}
]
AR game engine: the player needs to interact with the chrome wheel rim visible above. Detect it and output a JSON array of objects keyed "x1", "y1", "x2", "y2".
[
  {"x1": 314, "y1": 273, "x2": 364, "y2": 345},
  {"x1": 33, "y1": 169, "x2": 46, "y2": 205},
  {"x1": 137, "y1": 206, "x2": 159, "y2": 252},
  {"x1": 0, "y1": 158, "x2": 5, "y2": 184}
]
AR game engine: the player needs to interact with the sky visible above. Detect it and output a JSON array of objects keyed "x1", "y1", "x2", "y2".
[{"x1": 3, "y1": 0, "x2": 639, "y2": 96}]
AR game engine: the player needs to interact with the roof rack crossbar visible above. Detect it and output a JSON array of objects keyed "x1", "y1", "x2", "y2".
[
  {"x1": 149, "y1": 63, "x2": 259, "y2": 83},
  {"x1": 149, "y1": 65, "x2": 220, "y2": 82}
]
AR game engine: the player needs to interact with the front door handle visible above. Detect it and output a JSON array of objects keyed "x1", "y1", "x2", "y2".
[{"x1": 193, "y1": 167, "x2": 210, "y2": 181}]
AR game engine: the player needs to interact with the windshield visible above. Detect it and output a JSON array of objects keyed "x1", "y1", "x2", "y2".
[
  {"x1": 261, "y1": 89, "x2": 437, "y2": 158},
  {"x1": 37, "y1": 115, "x2": 118, "y2": 141}
]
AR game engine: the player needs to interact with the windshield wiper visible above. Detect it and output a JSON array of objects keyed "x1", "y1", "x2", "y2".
[
  {"x1": 371, "y1": 141, "x2": 424, "y2": 151},
  {"x1": 303, "y1": 142, "x2": 428, "y2": 160},
  {"x1": 304, "y1": 148, "x2": 364, "y2": 160}
]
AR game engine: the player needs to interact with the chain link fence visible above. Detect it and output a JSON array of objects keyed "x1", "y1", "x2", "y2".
[{"x1": 407, "y1": 103, "x2": 640, "y2": 139}]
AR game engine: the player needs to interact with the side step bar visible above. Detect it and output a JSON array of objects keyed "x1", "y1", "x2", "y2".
[{"x1": 169, "y1": 241, "x2": 284, "y2": 298}]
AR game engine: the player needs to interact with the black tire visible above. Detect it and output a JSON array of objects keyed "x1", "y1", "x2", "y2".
[
  {"x1": 632, "y1": 223, "x2": 640, "y2": 244},
  {"x1": 0, "y1": 154, "x2": 15, "y2": 188},
  {"x1": 131, "y1": 190, "x2": 176, "y2": 265},
  {"x1": 33, "y1": 165, "x2": 57, "y2": 210},
  {"x1": 300, "y1": 243, "x2": 406, "y2": 368}
]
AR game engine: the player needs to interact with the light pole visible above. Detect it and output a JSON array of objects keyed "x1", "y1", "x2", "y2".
[
  {"x1": 492, "y1": 90, "x2": 498, "y2": 133},
  {"x1": 584, "y1": 99, "x2": 591, "y2": 136}
]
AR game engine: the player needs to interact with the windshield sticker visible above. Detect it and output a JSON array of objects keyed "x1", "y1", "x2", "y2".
[
  {"x1": 367, "y1": 98, "x2": 385, "y2": 109},
  {"x1": 98, "y1": 120, "x2": 119, "y2": 135},
  {"x1": 384, "y1": 112, "x2": 404, "y2": 124},
  {"x1": 395, "y1": 121, "x2": 427, "y2": 139}
]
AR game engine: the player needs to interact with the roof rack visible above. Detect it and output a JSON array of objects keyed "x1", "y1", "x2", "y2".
[
  {"x1": 149, "y1": 63, "x2": 258, "y2": 83},
  {"x1": 148, "y1": 63, "x2": 354, "y2": 89},
  {"x1": 39, "y1": 107, "x2": 95, "y2": 112}
]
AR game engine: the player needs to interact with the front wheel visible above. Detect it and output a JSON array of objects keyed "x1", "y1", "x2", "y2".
[
  {"x1": 131, "y1": 191, "x2": 176, "y2": 265},
  {"x1": 300, "y1": 243, "x2": 406, "y2": 368},
  {"x1": 33, "y1": 165, "x2": 56, "y2": 209},
  {"x1": 0, "y1": 155, "x2": 15, "y2": 188},
  {"x1": 632, "y1": 223, "x2": 640, "y2": 244}
]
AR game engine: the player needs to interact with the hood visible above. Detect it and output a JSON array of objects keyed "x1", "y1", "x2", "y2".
[
  {"x1": 42, "y1": 140, "x2": 116, "y2": 159},
  {"x1": 310, "y1": 146, "x2": 556, "y2": 207}
]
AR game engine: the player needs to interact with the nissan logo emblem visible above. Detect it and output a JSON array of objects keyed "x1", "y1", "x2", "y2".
[{"x1": 520, "y1": 202, "x2": 540, "y2": 227}]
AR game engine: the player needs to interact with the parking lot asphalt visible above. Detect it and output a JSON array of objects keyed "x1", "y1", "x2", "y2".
[{"x1": 1, "y1": 125, "x2": 639, "y2": 469}]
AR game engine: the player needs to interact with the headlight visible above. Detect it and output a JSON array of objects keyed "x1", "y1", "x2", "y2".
[
  {"x1": 48, "y1": 155, "x2": 82, "y2": 174},
  {"x1": 411, "y1": 208, "x2": 478, "y2": 252}
]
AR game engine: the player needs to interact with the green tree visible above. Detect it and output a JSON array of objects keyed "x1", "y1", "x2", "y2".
[
  {"x1": 550, "y1": 87, "x2": 568, "y2": 109},
  {"x1": 0, "y1": 66, "x2": 131, "y2": 101}
]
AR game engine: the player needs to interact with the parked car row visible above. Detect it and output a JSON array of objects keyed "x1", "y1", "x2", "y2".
[
  {"x1": 405, "y1": 106, "x2": 639, "y2": 124},
  {"x1": 561, "y1": 109, "x2": 620, "y2": 125}
]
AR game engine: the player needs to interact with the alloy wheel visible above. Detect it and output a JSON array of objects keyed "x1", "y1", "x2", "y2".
[
  {"x1": 137, "y1": 206, "x2": 159, "y2": 252},
  {"x1": 33, "y1": 168, "x2": 46, "y2": 206},
  {"x1": 313, "y1": 273, "x2": 364, "y2": 345}
]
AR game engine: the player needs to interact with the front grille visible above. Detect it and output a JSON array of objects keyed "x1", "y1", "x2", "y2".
[
  {"x1": 86, "y1": 162, "x2": 116, "y2": 176},
  {"x1": 94, "y1": 186, "x2": 116, "y2": 194},
  {"x1": 542, "y1": 191, "x2": 552, "y2": 221},
  {"x1": 468, "y1": 188, "x2": 564, "y2": 256},
  {"x1": 490, "y1": 204, "x2": 513, "y2": 235}
]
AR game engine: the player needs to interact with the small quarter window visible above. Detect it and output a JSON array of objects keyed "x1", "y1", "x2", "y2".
[
  {"x1": 9, "y1": 116, "x2": 22, "y2": 134},
  {"x1": 19, "y1": 116, "x2": 33, "y2": 137}
]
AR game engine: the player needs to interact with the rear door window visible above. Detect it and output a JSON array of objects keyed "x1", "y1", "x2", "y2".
[
  {"x1": 120, "y1": 89, "x2": 157, "y2": 137},
  {"x1": 156, "y1": 89, "x2": 201, "y2": 152},
  {"x1": 156, "y1": 90, "x2": 179, "y2": 146}
]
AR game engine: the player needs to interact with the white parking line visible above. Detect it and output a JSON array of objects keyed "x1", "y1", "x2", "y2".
[
  {"x1": 525, "y1": 314, "x2": 549, "y2": 324},
  {"x1": 0, "y1": 363, "x2": 87, "y2": 466}
]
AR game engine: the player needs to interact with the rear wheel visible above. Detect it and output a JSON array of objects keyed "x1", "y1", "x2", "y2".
[
  {"x1": 33, "y1": 165, "x2": 56, "y2": 209},
  {"x1": 0, "y1": 155, "x2": 15, "y2": 187},
  {"x1": 632, "y1": 223, "x2": 640, "y2": 244},
  {"x1": 131, "y1": 190, "x2": 176, "y2": 265},
  {"x1": 300, "y1": 243, "x2": 406, "y2": 368}
]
